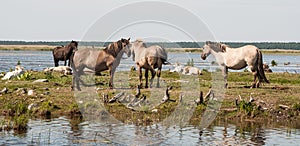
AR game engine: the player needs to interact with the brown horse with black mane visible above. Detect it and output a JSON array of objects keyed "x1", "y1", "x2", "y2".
[
  {"x1": 52, "y1": 40, "x2": 78, "y2": 67},
  {"x1": 71, "y1": 38, "x2": 131, "y2": 90}
]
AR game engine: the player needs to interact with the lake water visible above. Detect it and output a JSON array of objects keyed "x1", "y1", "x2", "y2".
[
  {"x1": 1, "y1": 50, "x2": 300, "y2": 73},
  {"x1": 1, "y1": 50, "x2": 300, "y2": 145},
  {"x1": 1, "y1": 116, "x2": 300, "y2": 145}
]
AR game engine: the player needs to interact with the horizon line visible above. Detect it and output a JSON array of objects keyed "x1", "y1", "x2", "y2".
[{"x1": 1, "y1": 40, "x2": 300, "y2": 43}]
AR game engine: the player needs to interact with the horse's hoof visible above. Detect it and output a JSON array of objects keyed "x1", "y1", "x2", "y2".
[
  {"x1": 250, "y1": 85, "x2": 256, "y2": 89},
  {"x1": 145, "y1": 86, "x2": 149, "y2": 88}
]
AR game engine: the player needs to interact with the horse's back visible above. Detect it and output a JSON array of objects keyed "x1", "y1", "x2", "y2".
[
  {"x1": 223, "y1": 45, "x2": 259, "y2": 70},
  {"x1": 74, "y1": 48, "x2": 98, "y2": 61},
  {"x1": 146, "y1": 45, "x2": 167, "y2": 60}
]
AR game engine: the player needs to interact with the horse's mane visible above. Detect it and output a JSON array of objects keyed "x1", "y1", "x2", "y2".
[
  {"x1": 65, "y1": 40, "x2": 78, "y2": 49},
  {"x1": 134, "y1": 39, "x2": 147, "y2": 48},
  {"x1": 206, "y1": 41, "x2": 228, "y2": 52},
  {"x1": 104, "y1": 40, "x2": 122, "y2": 57}
]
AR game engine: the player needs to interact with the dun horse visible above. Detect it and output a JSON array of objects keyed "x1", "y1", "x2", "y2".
[
  {"x1": 71, "y1": 38, "x2": 131, "y2": 90},
  {"x1": 131, "y1": 39, "x2": 169, "y2": 88},
  {"x1": 201, "y1": 41, "x2": 269, "y2": 88},
  {"x1": 52, "y1": 40, "x2": 78, "y2": 67}
]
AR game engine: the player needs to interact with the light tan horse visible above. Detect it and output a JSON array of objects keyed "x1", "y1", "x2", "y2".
[
  {"x1": 201, "y1": 41, "x2": 269, "y2": 88},
  {"x1": 131, "y1": 40, "x2": 169, "y2": 88},
  {"x1": 71, "y1": 38, "x2": 131, "y2": 90}
]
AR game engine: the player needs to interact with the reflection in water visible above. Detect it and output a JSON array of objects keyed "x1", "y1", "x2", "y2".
[{"x1": 1, "y1": 117, "x2": 300, "y2": 145}]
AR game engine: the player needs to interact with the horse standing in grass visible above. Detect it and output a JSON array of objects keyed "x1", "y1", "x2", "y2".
[
  {"x1": 131, "y1": 39, "x2": 169, "y2": 88},
  {"x1": 71, "y1": 38, "x2": 131, "y2": 90},
  {"x1": 201, "y1": 41, "x2": 269, "y2": 88},
  {"x1": 53, "y1": 40, "x2": 78, "y2": 67}
]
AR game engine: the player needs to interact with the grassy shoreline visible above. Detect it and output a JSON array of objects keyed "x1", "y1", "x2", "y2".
[
  {"x1": 1, "y1": 45, "x2": 300, "y2": 54},
  {"x1": 1, "y1": 70, "x2": 300, "y2": 131}
]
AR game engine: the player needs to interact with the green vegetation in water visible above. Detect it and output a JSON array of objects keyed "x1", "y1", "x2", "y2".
[
  {"x1": 186, "y1": 59, "x2": 194, "y2": 66},
  {"x1": 271, "y1": 60, "x2": 278, "y2": 66}
]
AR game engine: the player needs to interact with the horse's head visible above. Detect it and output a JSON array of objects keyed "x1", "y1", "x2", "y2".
[
  {"x1": 130, "y1": 39, "x2": 146, "y2": 61},
  {"x1": 201, "y1": 41, "x2": 226, "y2": 60},
  {"x1": 201, "y1": 41, "x2": 213, "y2": 60},
  {"x1": 69, "y1": 40, "x2": 79, "y2": 50},
  {"x1": 121, "y1": 38, "x2": 131, "y2": 57}
]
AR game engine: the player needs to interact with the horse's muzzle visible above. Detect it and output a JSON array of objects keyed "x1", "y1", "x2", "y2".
[{"x1": 201, "y1": 54, "x2": 206, "y2": 60}]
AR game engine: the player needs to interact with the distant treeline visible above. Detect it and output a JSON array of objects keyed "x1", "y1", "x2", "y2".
[{"x1": 0, "y1": 41, "x2": 299, "y2": 50}]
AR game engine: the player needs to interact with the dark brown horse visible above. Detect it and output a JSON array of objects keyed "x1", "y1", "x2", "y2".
[
  {"x1": 71, "y1": 38, "x2": 131, "y2": 90},
  {"x1": 52, "y1": 40, "x2": 78, "y2": 67}
]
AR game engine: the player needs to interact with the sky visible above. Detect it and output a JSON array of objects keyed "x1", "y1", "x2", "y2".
[{"x1": 0, "y1": 0, "x2": 299, "y2": 42}]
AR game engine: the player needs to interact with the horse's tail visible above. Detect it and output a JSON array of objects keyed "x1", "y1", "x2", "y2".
[
  {"x1": 159, "y1": 46, "x2": 170, "y2": 65},
  {"x1": 70, "y1": 49, "x2": 77, "y2": 70},
  {"x1": 162, "y1": 59, "x2": 171, "y2": 65},
  {"x1": 257, "y1": 50, "x2": 270, "y2": 83}
]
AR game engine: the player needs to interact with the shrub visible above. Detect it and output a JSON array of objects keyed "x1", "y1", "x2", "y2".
[
  {"x1": 17, "y1": 72, "x2": 32, "y2": 81},
  {"x1": 238, "y1": 100, "x2": 254, "y2": 115},
  {"x1": 271, "y1": 60, "x2": 278, "y2": 66},
  {"x1": 293, "y1": 103, "x2": 300, "y2": 111}
]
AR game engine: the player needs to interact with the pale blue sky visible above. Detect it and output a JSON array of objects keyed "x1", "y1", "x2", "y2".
[{"x1": 0, "y1": 0, "x2": 299, "y2": 42}]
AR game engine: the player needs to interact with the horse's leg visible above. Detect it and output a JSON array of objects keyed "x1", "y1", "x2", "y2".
[
  {"x1": 71, "y1": 73, "x2": 76, "y2": 91},
  {"x1": 109, "y1": 66, "x2": 116, "y2": 89},
  {"x1": 156, "y1": 66, "x2": 162, "y2": 88},
  {"x1": 222, "y1": 66, "x2": 228, "y2": 88},
  {"x1": 68, "y1": 59, "x2": 70, "y2": 67},
  {"x1": 64, "y1": 57, "x2": 67, "y2": 66},
  {"x1": 145, "y1": 69, "x2": 149, "y2": 88},
  {"x1": 149, "y1": 67, "x2": 156, "y2": 88},
  {"x1": 252, "y1": 72, "x2": 258, "y2": 88},
  {"x1": 249, "y1": 66, "x2": 258, "y2": 88},
  {"x1": 54, "y1": 59, "x2": 59, "y2": 67},
  {"x1": 137, "y1": 65, "x2": 143, "y2": 87},
  {"x1": 72, "y1": 66, "x2": 83, "y2": 91}
]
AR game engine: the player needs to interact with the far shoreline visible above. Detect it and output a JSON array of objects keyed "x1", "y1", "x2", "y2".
[{"x1": 1, "y1": 45, "x2": 300, "y2": 54}]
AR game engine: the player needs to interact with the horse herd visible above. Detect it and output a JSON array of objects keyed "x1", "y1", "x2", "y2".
[{"x1": 52, "y1": 39, "x2": 269, "y2": 91}]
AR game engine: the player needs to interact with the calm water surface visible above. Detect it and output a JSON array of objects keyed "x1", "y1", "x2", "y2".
[
  {"x1": 1, "y1": 50, "x2": 300, "y2": 73},
  {"x1": 1, "y1": 117, "x2": 300, "y2": 145}
]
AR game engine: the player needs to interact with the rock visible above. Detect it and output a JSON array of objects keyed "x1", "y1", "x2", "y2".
[
  {"x1": 151, "y1": 109, "x2": 158, "y2": 113},
  {"x1": 27, "y1": 90, "x2": 35, "y2": 96},
  {"x1": 44, "y1": 91, "x2": 50, "y2": 95},
  {"x1": 16, "y1": 88, "x2": 27, "y2": 95},
  {"x1": 33, "y1": 79, "x2": 49, "y2": 83},
  {"x1": 28, "y1": 103, "x2": 38, "y2": 110}
]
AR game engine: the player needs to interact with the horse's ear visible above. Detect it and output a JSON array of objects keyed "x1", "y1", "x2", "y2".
[{"x1": 128, "y1": 37, "x2": 130, "y2": 41}]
